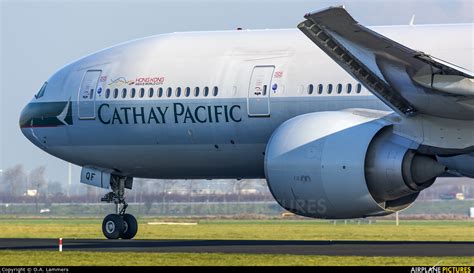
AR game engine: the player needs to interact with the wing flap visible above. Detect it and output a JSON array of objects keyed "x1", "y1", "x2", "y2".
[{"x1": 298, "y1": 6, "x2": 474, "y2": 120}]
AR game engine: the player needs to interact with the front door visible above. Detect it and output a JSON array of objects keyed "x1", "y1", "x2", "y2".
[
  {"x1": 78, "y1": 70, "x2": 101, "y2": 119},
  {"x1": 247, "y1": 66, "x2": 274, "y2": 117}
]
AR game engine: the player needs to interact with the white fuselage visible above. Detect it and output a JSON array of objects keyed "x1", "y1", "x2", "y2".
[{"x1": 20, "y1": 24, "x2": 473, "y2": 179}]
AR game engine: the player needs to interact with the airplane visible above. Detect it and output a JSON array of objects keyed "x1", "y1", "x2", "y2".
[{"x1": 19, "y1": 6, "x2": 473, "y2": 239}]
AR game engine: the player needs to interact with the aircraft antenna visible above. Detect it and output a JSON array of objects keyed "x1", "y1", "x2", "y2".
[{"x1": 409, "y1": 14, "x2": 415, "y2": 26}]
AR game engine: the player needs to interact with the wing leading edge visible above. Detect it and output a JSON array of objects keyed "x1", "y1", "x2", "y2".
[{"x1": 298, "y1": 6, "x2": 474, "y2": 120}]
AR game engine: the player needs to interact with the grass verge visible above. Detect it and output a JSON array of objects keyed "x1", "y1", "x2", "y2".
[
  {"x1": 0, "y1": 251, "x2": 471, "y2": 266},
  {"x1": 0, "y1": 219, "x2": 471, "y2": 241}
]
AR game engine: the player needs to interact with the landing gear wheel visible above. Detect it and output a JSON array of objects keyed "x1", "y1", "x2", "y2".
[
  {"x1": 120, "y1": 214, "x2": 138, "y2": 239},
  {"x1": 100, "y1": 176, "x2": 137, "y2": 239},
  {"x1": 102, "y1": 214, "x2": 125, "y2": 239}
]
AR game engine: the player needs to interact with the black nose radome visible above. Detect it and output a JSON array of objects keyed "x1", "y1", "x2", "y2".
[{"x1": 19, "y1": 101, "x2": 73, "y2": 129}]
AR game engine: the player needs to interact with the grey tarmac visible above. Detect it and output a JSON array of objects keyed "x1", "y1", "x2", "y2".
[{"x1": 0, "y1": 239, "x2": 472, "y2": 256}]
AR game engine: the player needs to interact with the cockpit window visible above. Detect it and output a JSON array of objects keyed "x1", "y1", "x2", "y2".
[{"x1": 35, "y1": 82, "x2": 48, "y2": 99}]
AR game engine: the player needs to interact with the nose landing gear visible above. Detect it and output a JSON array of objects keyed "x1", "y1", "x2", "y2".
[
  {"x1": 102, "y1": 214, "x2": 125, "y2": 239},
  {"x1": 102, "y1": 213, "x2": 138, "y2": 239},
  {"x1": 101, "y1": 176, "x2": 138, "y2": 239}
]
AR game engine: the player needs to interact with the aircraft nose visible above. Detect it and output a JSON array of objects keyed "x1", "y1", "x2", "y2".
[
  {"x1": 19, "y1": 97, "x2": 72, "y2": 150},
  {"x1": 19, "y1": 103, "x2": 41, "y2": 147},
  {"x1": 19, "y1": 103, "x2": 31, "y2": 128}
]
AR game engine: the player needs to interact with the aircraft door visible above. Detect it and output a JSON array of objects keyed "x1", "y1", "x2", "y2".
[
  {"x1": 247, "y1": 66, "x2": 274, "y2": 117},
  {"x1": 78, "y1": 70, "x2": 101, "y2": 119}
]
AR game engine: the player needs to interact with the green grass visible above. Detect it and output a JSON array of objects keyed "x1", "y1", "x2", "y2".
[
  {"x1": 0, "y1": 218, "x2": 472, "y2": 241},
  {"x1": 2, "y1": 199, "x2": 472, "y2": 217},
  {"x1": 0, "y1": 218, "x2": 472, "y2": 266},
  {"x1": 0, "y1": 251, "x2": 471, "y2": 266}
]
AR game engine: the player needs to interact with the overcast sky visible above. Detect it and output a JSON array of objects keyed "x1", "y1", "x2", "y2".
[{"x1": 1, "y1": 0, "x2": 473, "y2": 183}]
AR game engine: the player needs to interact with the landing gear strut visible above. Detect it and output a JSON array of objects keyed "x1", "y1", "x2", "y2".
[{"x1": 101, "y1": 176, "x2": 137, "y2": 239}]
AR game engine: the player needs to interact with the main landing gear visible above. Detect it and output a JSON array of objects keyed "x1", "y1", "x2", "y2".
[{"x1": 100, "y1": 176, "x2": 138, "y2": 239}]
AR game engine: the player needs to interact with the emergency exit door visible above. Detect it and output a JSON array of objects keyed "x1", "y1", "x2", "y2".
[
  {"x1": 78, "y1": 70, "x2": 101, "y2": 119},
  {"x1": 247, "y1": 66, "x2": 274, "y2": 117}
]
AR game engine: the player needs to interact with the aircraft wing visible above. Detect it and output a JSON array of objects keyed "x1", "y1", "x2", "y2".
[{"x1": 298, "y1": 6, "x2": 474, "y2": 120}]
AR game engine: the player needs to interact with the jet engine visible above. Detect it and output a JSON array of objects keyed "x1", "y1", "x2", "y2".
[{"x1": 264, "y1": 110, "x2": 446, "y2": 219}]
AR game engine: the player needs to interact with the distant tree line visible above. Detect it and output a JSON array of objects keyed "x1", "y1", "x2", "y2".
[
  {"x1": 0, "y1": 164, "x2": 275, "y2": 203},
  {"x1": 0, "y1": 164, "x2": 63, "y2": 197},
  {"x1": 1, "y1": 164, "x2": 473, "y2": 204}
]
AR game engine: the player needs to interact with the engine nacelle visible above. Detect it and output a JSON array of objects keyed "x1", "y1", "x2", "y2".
[{"x1": 264, "y1": 110, "x2": 445, "y2": 219}]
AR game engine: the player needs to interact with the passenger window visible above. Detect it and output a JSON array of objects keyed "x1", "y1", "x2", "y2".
[
  {"x1": 185, "y1": 87, "x2": 191, "y2": 97},
  {"x1": 131, "y1": 88, "x2": 136, "y2": 98},
  {"x1": 113, "y1": 88, "x2": 119, "y2": 99},
  {"x1": 167, "y1": 87, "x2": 172, "y2": 97},
  {"x1": 148, "y1": 88, "x2": 154, "y2": 98},
  {"x1": 327, "y1": 84, "x2": 333, "y2": 94},
  {"x1": 35, "y1": 82, "x2": 48, "y2": 99},
  {"x1": 139, "y1": 88, "x2": 145, "y2": 98},
  {"x1": 204, "y1": 86, "x2": 209, "y2": 97},
  {"x1": 89, "y1": 89, "x2": 94, "y2": 99},
  {"x1": 307, "y1": 84, "x2": 314, "y2": 95},
  {"x1": 122, "y1": 88, "x2": 127, "y2": 98},
  {"x1": 158, "y1": 87, "x2": 163, "y2": 98},
  {"x1": 194, "y1": 87, "x2": 200, "y2": 97},
  {"x1": 337, "y1": 84, "x2": 342, "y2": 94},
  {"x1": 318, "y1": 84, "x2": 323, "y2": 94},
  {"x1": 356, "y1": 83, "x2": 362, "y2": 93},
  {"x1": 176, "y1": 87, "x2": 182, "y2": 97},
  {"x1": 105, "y1": 88, "x2": 111, "y2": 99},
  {"x1": 213, "y1": 86, "x2": 218, "y2": 96}
]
